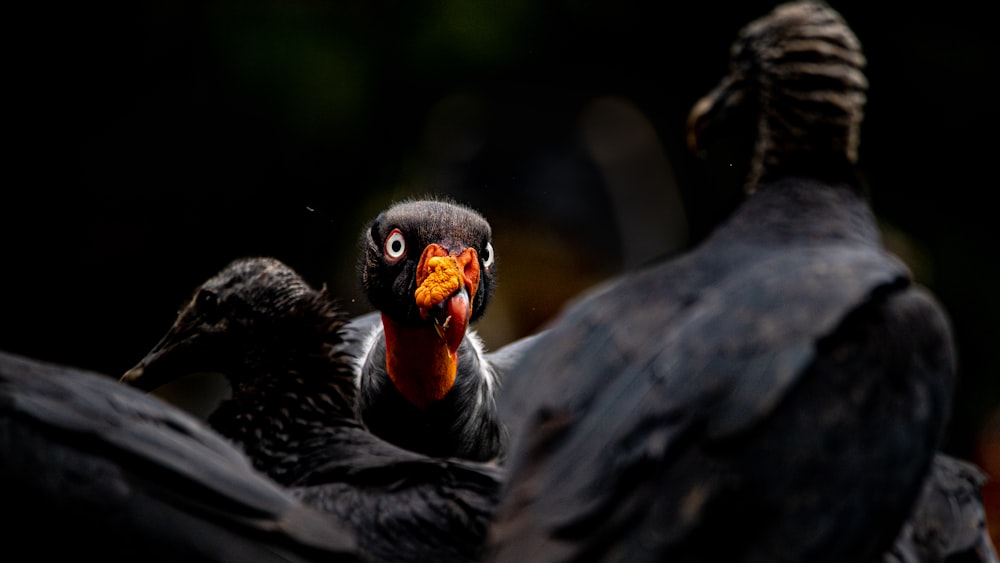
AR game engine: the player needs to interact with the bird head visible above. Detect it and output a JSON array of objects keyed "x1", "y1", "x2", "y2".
[
  {"x1": 686, "y1": 0, "x2": 868, "y2": 193},
  {"x1": 121, "y1": 257, "x2": 348, "y2": 397},
  {"x1": 358, "y1": 197, "x2": 496, "y2": 406}
]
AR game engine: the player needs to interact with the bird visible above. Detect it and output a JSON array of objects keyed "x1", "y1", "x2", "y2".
[
  {"x1": 351, "y1": 196, "x2": 506, "y2": 461},
  {"x1": 884, "y1": 452, "x2": 999, "y2": 563},
  {"x1": 0, "y1": 348, "x2": 362, "y2": 563},
  {"x1": 121, "y1": 256, "x2": 359, "y2": 484},
  {"x1": 484, "y1": 2, "x2": 957, "y2": 562},
  {"x1": 121, "y1": 256, "x2": 506, "y2": 563}
]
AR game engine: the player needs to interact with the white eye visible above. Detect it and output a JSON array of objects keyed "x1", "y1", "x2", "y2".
[
  {"x1": 481, "y1": 242, "x2": 495, "y2": 269},
  {"x1": 384, "y1": 229, "x2": 406, "y2": 262}
]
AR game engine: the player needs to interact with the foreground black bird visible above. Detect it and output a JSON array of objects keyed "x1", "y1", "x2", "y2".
[
  {"x1": 486, "y1": 2, "x2": 957, "y2": 562},
  {"x1": 352, "y1": 197, "x2": 506, "y2": 461},
  {"x1": 0, "y1": 349, "x2": 361, "y2": 562},
  {"x1": 121, "y1": 256, "x2": 504, "y2": 563}
]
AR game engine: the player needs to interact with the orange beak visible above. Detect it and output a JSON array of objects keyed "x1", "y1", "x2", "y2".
[{"x1": 414, "y1": 243, "x2": 479, "y2": 355}]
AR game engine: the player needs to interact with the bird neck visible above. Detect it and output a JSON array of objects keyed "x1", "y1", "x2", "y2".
[
  {"x1": 208, "y1": 297, "x2": 361, "y2": 476},
  {"x1": 720, "y1": 175, "x2": 880, "y2": 249},
  {"x1": 381, "y1": 313, "x2": 458, "y2": 410},
  {"x1": 749, "y1": 105, "x2": 863, "y2": 194}
]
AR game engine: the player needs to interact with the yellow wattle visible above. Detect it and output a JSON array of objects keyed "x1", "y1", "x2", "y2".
[{"x1": 415, "y1": 255, "x2": 463, "y2": 312}]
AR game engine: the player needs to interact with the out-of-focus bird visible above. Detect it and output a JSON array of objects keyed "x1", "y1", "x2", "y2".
[
  {"x1": 122, "y1": 256, "x2": 504, "y2": 563},
  {"x1": 121, "y1": 257, "x2": 358, "y2": 484},
  {"x1": 352, "y1": 197, "x2": 506, "y2": 461},
  {"x1": 0, "y1": 348, "x2": 361, "y2": 563},
  {"x1": 485, "y1": 2, "x2": 956, "y2": 562},
  {"x1": 885, "y1": 453, "x2": 999, "y2": 563}
]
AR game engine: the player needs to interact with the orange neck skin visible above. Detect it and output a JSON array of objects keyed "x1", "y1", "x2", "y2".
[{"x1": 382, "y1": 312, "x2": 458, "y2": 410}]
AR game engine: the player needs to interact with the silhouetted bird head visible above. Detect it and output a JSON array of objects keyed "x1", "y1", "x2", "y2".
[{"x1": 687, "y1": 0, "x2": 868, "y2": 193}]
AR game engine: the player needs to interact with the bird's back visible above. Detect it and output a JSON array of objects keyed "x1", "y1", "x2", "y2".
[{"x1": 490, "y1": 176, "x2": 955, "y2": 562}]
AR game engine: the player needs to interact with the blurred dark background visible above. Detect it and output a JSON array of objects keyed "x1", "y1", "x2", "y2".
[{"x1": 4, "y1": 0, "x2": 997, "y2": 540}]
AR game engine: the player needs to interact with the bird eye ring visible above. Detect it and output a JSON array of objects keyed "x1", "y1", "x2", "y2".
[
  {"x1": 481, "y1": 242, "x2": 495, "y2": 269},
  {"x1": 384, "y1": 229, "x2": 406, "y2": 262}
]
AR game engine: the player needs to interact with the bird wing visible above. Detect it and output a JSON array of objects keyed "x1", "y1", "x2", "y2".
[
  {"x1": 0, "y1": 349, "x2": 360, "y2": 562},
  {"x1": 493, "y1": 240, "x2": 950, "y2": 558},
  {"x1": 503, "y1": 242, "x2": 911, "y2": 450}
]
